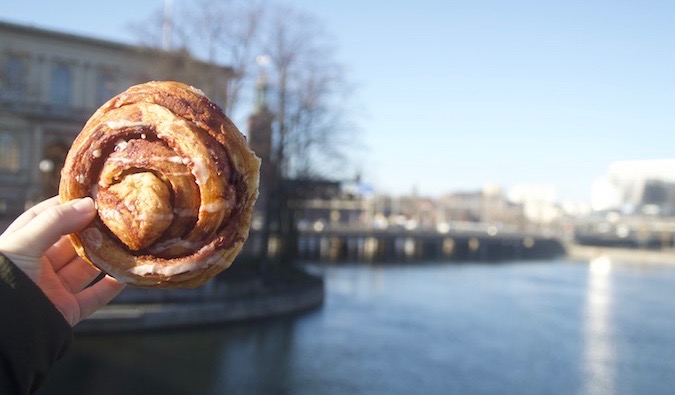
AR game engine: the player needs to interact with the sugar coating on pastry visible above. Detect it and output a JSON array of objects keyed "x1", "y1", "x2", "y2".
[{"x1": 59, "y1": 81, "x2": 260, "y2": 288}]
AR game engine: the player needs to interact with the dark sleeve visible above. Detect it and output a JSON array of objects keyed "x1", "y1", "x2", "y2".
[{"x1": 0, "y1": 253, "x2": 73, "y2": 395}]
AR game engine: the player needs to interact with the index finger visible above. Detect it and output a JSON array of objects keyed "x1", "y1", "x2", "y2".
[
  {"x1": 12, "y1": 198, "x2": 96, "y2": 256},
  {"x1": 0, "y1": 196, "x2": 60, "y2": 238}
]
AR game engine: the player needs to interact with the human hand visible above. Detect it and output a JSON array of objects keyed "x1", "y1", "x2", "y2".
[{"x1": 0, "y1": 196, "x2": 125, "y2": 326}]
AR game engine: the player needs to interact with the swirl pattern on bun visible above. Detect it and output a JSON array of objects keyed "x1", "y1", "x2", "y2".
[{"x1": 59, "y1": 81, "x2": 260, "y2": 288}]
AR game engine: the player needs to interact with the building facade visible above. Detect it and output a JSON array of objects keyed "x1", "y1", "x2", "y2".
[
  {"x1": 591, "y1": 159, "x2": 675, "y2": 216},
  {"x1": 0, "y1": 20, "x2": 234, "y2": 217}
]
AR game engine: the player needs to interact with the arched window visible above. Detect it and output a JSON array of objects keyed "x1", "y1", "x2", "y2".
[
  {"x1": 0, "y1": 132, "x2": 21, "y2": 172},
  {"x1": 96, "y1": 71, "x2": 116, "y2": 104},
  {"x1": 1, "y1": 56, "x2": 25, "y2": 100},
  {"x1": 50, "y1": 63, "x2": 72, "y2": 106}
]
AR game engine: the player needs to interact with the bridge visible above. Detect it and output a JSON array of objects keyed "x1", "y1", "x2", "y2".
[{"x1": 286, "y1": 222, "x2": 567, "y2": 263}]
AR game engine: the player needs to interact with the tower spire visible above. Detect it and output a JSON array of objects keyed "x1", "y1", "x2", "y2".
[
  {"x1": 254, "y1": 55, "x2": 271, "y2": 112},
  {"x1": 254, "y1": 73, "x2": 269, "y2": 112}
]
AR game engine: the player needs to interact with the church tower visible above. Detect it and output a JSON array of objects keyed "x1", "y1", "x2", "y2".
[{"x1": 247, "y1": 72, "x2": 274, "y2": 208}]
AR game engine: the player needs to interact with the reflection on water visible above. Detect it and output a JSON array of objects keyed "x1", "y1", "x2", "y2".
[
  {"x1": 584, "y1": 256, "x2": 615, "y2": 395},
  {"x1": 39, "y1": 260, "x2": 675, "y2": 395}
]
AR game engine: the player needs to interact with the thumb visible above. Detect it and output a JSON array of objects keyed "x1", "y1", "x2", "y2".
[{"x1": 3, "y1": 198, "x2": 96, "y2": 257}]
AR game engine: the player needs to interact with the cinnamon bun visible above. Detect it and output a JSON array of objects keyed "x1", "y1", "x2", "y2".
[{"x1": 59, "y1": 81, "x2": 260, "y2": 288}]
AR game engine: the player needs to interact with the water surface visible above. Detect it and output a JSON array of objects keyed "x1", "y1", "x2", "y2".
[{"x1": 39, "y1": 259, "x2": 675, "y2": 395}]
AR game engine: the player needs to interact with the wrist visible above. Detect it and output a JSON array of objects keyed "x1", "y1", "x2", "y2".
[{"x1": 0, "y1": 251, "x2": 41, "y2": 284}]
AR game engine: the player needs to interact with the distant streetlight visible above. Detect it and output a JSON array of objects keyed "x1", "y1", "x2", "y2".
[{"x1": 38, "y1": 159, "x2": 54, "y2": 173}]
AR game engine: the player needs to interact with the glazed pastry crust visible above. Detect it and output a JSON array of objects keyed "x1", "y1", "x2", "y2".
[{"x1": 59, "y1": 81, "x2": 260, "y2": 288}]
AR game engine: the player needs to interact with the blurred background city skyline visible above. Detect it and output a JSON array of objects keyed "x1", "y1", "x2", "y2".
[{"x1": 5, "y1": 0, "x2": 675, "y2": 204}]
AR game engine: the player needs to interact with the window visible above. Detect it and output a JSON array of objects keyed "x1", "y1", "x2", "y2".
[
  {"x1": 50, "y1": 63, "x2": 72, "y2": 106},
  {"x1": 0, "y1": 132, "x2": 21, "y2": 172},
  {"x1": 1, "y1": 55, "x2": 25, "y2": 100},
  {"x1": 96, "y1": 71, "x2": 116, "y2": 104}
]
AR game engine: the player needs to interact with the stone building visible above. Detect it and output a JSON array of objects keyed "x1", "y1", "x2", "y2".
[
  {"x1": 0, "y1": 20, "x2": 235, "y2": 218},
  {"x1": 591, "y1": 159, "x2": 675, "y2": 216}
]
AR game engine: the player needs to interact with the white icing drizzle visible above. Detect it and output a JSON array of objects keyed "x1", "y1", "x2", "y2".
[
  {"x1": 151, "y1": 238, "x2": 201, "y2": 252},
  {"x1": 107, "y1": 156, "x2": 192, "y2": 166},
  {"x1": 114, "y1": 139, "x2": 129, "y2": 151},
  {"x1": 128, "y1": 249, "x2": 224, "y2": 277},
  {"x1": 135, "y1": 212, "x2": 174, "y2": 222},
  {"x1": 191, "y1": 157, "x2": 210, "y2": 186},
  {"x1": 108, "y1": 157, "x2": 133, "y2": 164},
  {"x1": 92, "y1": 149, "x2": 102, "y2": 158},
  {"x1": 75, "y1": 174, "x2": 86, "y2": 184},
  {"x1": 189, "y1": 85, "x2": 206, "y2": 96},
  {"x1": 106, "y1": 120, "x2": 147, "y2": 130},
  {"x1": 174, "y1": 208, "x2": 198, "y2": 217},
  {"x1": 200, "y1": 199, "x2": 228, "y2": 213},
  {"x1": 98, "y1": 208, "x2": 121, "y2": 221},
  {"x1": 124, "y1": 199, "x2": 136, "y2": 212}
]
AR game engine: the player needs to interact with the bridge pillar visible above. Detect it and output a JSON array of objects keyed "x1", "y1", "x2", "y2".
[
  {"x1": 329, "y1": 236, "x2": 343, "y2": 261},
  {"x1": 443, "y1": 237, "x2": 455, "y2": 260},
  {"x1": 403, "y1": 237, "x2": 416, "y2": 261},
  {"x1": 468, "y1": 237, "x2": 480, "y2": 260},
  {"x1": 364, "y1": 237, "x2": 378, "y2": 262}
]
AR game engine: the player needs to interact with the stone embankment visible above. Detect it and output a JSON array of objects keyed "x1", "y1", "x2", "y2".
[
  {"x1": 76, "y1": 274, "x2": 324, "y2": 333},
  {"x1": 566, "y1": 243, "x2": 675, "y2": 265}
]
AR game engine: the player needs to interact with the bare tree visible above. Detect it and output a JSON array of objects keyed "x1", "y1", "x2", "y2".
[
  {"x1": 128, "y1": 0, "x2": 263, "y2": 117},
  {"x1": 181, "y1": 0, "x2": 263, "y2": 116},
  {"x1": 129, "y1": 2, "x2": 361, "y2": 265},
  {"x1": 252, "y1": 4, "x2": 362, "y2": 265},
  {"x1": 127, "y1": 6, "x2": 216, "y2": 96},
  {"x1": 129, "y1": 1, "x2": 357, "y2": 178},
  {"x1": 262, "y1": 3, "x2": 357, "y2": 181}
]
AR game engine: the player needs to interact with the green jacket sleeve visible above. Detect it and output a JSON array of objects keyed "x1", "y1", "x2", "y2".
[{"x1": 0, "y1": 253, "x2": 73, "y2": 395}]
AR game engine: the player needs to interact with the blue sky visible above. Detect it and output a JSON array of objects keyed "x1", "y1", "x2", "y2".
[{"x1": 3, "y1": 0, "x2": 675, "y2": 202}]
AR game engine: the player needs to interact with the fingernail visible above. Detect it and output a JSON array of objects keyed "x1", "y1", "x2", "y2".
[{"x1": 72, "y1": 197, "x2": 95, "y2": 212}]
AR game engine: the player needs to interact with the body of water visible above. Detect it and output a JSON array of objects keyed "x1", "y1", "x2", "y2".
[{"x1": 39, "y1": 258, "x2": 675, "y2": 395}]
